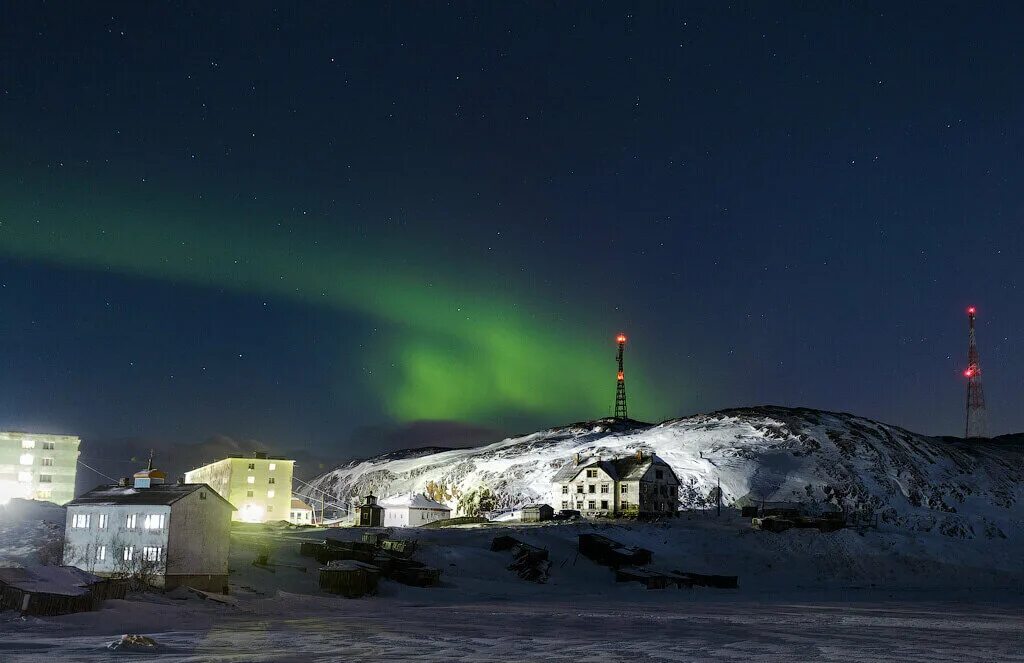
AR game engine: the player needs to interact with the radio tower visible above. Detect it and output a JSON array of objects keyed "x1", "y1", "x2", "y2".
[
  {"x1": 614, "y1": 333, "x2": 628, "y2": 419},
  {"x1": 964, "y1": 306, "x2": 986, "y2": 439}
]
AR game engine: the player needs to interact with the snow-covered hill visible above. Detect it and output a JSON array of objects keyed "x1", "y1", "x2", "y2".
[{"x1": 305, "y1": 406, "x2": 1022, "y2": 538}]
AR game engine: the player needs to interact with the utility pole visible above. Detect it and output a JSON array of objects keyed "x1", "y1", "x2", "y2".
[{"x1": 717, "y1": 477, "x2": 721, "y2": 517}]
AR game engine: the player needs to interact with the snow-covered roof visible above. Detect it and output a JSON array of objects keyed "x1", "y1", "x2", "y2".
[
  {"x1": 0, "y1": 565, "x2": 103, "y2": 596},
  {"x1": 67, "y1": 483, "x2": 235, "y2": 510},
  {"x1": 552, "y1": 453, "x2": 667, "y2": 483},
  {"x1": 378, "y1": 493, "x2": 450, "y2": 510}
]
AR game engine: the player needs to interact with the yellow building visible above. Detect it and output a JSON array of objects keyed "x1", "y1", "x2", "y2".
[
  {"x1": 184, "y1": 453, "x2": 294, "y2": 523},
  {"x1": 0, "y1": 432, "x2": 80, "y2": 505}
]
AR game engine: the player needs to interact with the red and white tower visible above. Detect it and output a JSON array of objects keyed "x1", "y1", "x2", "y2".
[
  {"x1": 614, "y1": 333, "x2": 627, "y2": 419},
  {"x1": 964, "y1": 306, "x2": 987, "y2": 439}
]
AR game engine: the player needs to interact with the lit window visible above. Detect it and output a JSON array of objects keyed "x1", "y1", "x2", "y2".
[
  {"x1": 268, "y1": 477, "x2": 275, "y2": 484},
  {"x1": 17, "y1": 471, "x2": 32, "y2": 483},
  {"x1": 123, "y1": 546, "x2": 134, "y2": 561},
  {"x1": 96, "y1": 545, "x2": 106, "y2": 562},
  {"x1": 142, "y1": 546, "x2": 162, "y2": 562},
  {"x1": 267, "y1": 490, "x2": 275, "y2": 498},
  {"x1": 144, "y1": 514, "x2": 165, "y2": 530},
  {"x1": 247, "y1": 476, "x2": 255, "y2": 484},
  {"x1": 19, "y1": 453, "x2": 33, "y2": 465},
  {"x1": 42, "y1": 457, "x2": 53, "y2": 467},
  {"x1": 71, "y1": 513, "x2": 91, "y2": 528},
  {"x1": 38, "y1": 475, "x2": 52, "y2": 483},
  {"x1": 98, "y1": 514, "x2": 108, "y2": 529},
  {"x1": 36, "y1": 490, "x2": 51, "y2": 500},
  {"x1": 269, "y1": 463, "x2": 276, "y2": 471},
  {"x1": 21, "y1": 439, "x2": 35, "y2": 449},
  {"x1": 126, "y1": 514, "x2": 137, "y2": 529}
]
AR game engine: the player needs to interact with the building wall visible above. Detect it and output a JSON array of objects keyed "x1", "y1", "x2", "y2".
[
  {"x1": 636, "y1": 462, "x2": 680, "y2": 515},
  {"x1": 63, "y1": 504, "x2": 172, "y2": 578},
  {"x1": 166, "y1": 487, "x2": 232, "y2": 581},
  {"x1": 185, "y1": 457, "x2": 293, "y2": 523},
  {"x1": 554, "y1": 466, "x2": 617, "y2": 516},
  {"x1": 289, "y1": 508, "x2": 313, "y2": 525},
  {"x1": 382, "y1": 506, "x2": 450, "y2": 527},
  {"x1": 0, "y1": 432, "x2": 80, "y2": 505}
]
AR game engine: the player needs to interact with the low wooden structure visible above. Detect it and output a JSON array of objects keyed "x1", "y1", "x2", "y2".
[
  {"x1": 752, "y1": 513, "x2": 845, "y2": 533},
  {"x1": 303, "y1": 534, "x2": 441, "y2": 589},
  {"x1": 491, "y1": 535, "x2": 551, "y2": 582},
  {"x1": 521, "y1": 504, "x2": 554, "y2": 522},
  {"x1": 0, "y1": 566, "x2": 127, "y2": 616},
  {"x1": 578, "y1": 533, "x2": 652, "y2": 568},
  {"x1": 614, "y1": 566, "x2": 689, "y2": 589},
  {"x1": 319, "y1": 560, "x2": 380, "y2": 598},
  {"x1": 674, "y1": 571, "x2": 738, "y2": 588}
]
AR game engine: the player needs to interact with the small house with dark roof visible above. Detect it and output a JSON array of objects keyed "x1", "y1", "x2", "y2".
[
  {"x1": 551, "y1": 451, "x2": 680, "y2": 518},
  {"x1": 62, "y1": 459, "x2": 235, "y2": 593},
  {"x1": 355, "y1": 493, "x2": 384, "y2": 527}
]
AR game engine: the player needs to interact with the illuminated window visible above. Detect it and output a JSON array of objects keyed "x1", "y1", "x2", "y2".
[
  {"x1": 142, "y1": 546, "x2": 162, "y2": 562},
  {"x1": 71, "y1": 513, "x2": 91, "y2": 528},
  {"x1": 267, "y1": 490, "x2": 275, "y2": 498},
  {"x1": 17, "y1": 471, "x2": 32, "y2": 483},
  {"x1": 98, "y1": 514, "x2": 108, "y2": 529},
  {"x1": 126, "y1": 514, "x2": 137, "y2": 529},
  {"x1": 123, "y1": 546, "x2": 134, "y2": 561},
  {"x1": 247, "y1": 476, "x2": 255, "y2": 484},
  {"x1": 269, "y1": 463, "x2": 276, "y2": 471},
  {"x1": 21, "y1": 439, "x2": 35, "y2": 449},
  {"x1": 96, "y1": 545, "x2": 106, "y2": 562},
  {"x1": 36, "y1": 490, "x2": 51, "y2": 500},
  {"x1": 19, "y1": 453, "x2": 33, "y2": 465},
  {"x1": 144, "y1": 514, "x2": 165, "y2": 530},
  {"x1": 42, "y1": 457, "x2": 53, "y2": 467},
  {"x1": 38, "y1": 475, "x2": 52, "y2": 483}
]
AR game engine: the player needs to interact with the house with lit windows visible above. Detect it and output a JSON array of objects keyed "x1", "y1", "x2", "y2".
[
  {"x1": 184, "y1": 452, "x2": 295, "y2": 523},
  {"x1": 62, "y1": 461, "x2": 234, "y2": 592},
  {"x1": 0, "y1": 431, "x2": 80, "y2": 505},
  {"x1": 550, "y1": 451, "x2": 680, "y2": 518}
]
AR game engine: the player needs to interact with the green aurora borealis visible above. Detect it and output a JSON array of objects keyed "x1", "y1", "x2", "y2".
[{"x1": 0, "y1": 181, "x2": 673, "y2": 426}]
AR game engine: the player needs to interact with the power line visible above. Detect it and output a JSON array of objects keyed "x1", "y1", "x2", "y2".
[{"x1": 77, "y1": 458, "x2": 118, "y2": 483}]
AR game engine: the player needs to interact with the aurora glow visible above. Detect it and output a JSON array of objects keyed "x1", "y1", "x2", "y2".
[{"x1": 0, "y1": 180, "x2": 672, "y2": 424}]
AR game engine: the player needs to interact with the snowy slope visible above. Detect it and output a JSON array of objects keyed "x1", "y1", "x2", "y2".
[
  {"x1": 305, "y1": 406, "x2": 1022, "y2": 538},
  {"x1": 0, "y1": 498, "x2": 66, "y2": 566}
]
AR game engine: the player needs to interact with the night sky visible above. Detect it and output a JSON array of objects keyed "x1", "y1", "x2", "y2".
[{"x1": 1, "y1": 3, "x2": 1022, "y2": 479}]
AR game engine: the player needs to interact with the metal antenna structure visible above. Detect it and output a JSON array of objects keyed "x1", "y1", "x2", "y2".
[
  {"x1": 964, "y1": 306, "x2": 987, "y2": 439},
  {"x1": 614, "y1": 333, "x2": 628, "y2": 419}
]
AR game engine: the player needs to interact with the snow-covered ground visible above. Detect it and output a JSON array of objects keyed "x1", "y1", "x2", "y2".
[{"x1": 2, "y1": 512, "x2": 1022, "y2": 661}]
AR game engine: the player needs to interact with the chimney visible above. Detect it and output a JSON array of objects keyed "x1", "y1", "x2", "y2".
[
  {"x1": 635, "y1": 449, "x2": 643, "y2": 462},
  {"x1": 118, "y1": 477, "x2": 129, "y2": 487},
  {"x1": 574, "y1": 453, "x2": 581, "y2": 466}
]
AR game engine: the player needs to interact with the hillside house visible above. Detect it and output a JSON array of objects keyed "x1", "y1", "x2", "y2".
[
  {"x1": 184, "y1": 452, "x2": 295, "y2": 523},
  {"x1": 380, "y1": 493, "x2": 451, "y2": 527},
  {"x1": 62, "y1": 461, "x2": 235, "y2": 592},
  {"x1": 551, "y1": 451, "x2": 680, "y2": 518},
  {"x1": 289, "y1": 498, "x2": 314, "y2": 525}
]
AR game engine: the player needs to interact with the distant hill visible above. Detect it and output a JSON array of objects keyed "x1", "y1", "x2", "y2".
[{"x1": 304, "y1": 406, "x2": 1022, "y2": 538}]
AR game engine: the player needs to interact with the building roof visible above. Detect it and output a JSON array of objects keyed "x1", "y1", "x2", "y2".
[
  {"x1": 522, "y1": 503, "x2": 554, "y2": 510},
  {"x1": 378, "y1": 493, "x2": 451, "y2": 510},
  {"x1": 290, "y1": 498, "x2": 313, "y2": 510},
  {"x1": 552, "y1": 453, "x2": 671, "y2": 483},
  {"x1": 66, "y1": 482, "x2": 236, "y2": 510},
  {"x1": 0, "y1": 566, "x2": 103, "y2": 596}
]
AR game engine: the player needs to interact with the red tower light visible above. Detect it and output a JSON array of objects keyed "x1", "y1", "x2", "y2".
[
  {"x1": 967, "y1": 306, "x2": 976, "y2": 315},
  {"x1": 616, "y1": 333, "x2": 627, "y2": 344}
]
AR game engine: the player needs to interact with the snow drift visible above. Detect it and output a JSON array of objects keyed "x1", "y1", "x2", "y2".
[{"x1": 305, "y1": 406, "x2": 1022, "y2": 538}]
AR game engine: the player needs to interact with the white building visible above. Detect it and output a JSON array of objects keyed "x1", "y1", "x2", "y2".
[
  {"x1": 184, "y1": 452, "x2": 295, "y2": 523},
  {"x1": 288, "y1": 498, "x2": 314, "y2": 525},
  {"x1": 380, "y1": 493, "x2": 451, "y2": 527},
  {"x1": 62, "y1": 462, "x2": 235, "y2": 593},
  {"x1": 551, "y1": 451, "x2": 680, "y2": 518},
  {"x1": 0, "y1": 431, "x2": 80, "y2": 505}
]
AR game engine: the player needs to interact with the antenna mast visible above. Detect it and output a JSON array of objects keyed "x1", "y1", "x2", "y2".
[
  {"x1": 614, "y1": 333, "x2": 628, "y2": 419},
  {"x1": 964, "y1": 307, "x2": 986, "y2": 438}
]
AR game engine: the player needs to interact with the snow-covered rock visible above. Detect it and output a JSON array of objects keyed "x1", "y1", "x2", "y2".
[{"x1": 305, "y1": 406, "x2": 1022, "y2": 538}]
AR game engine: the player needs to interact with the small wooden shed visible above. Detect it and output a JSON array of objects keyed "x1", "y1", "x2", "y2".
[
  {"x1": 319, "y1": 560, "x2": 380, "y2": 598},
  {"x1": 356, "y1": 494, "x2": 384, "y2": 527},
  {"x1": 521, "y1": 504, "x2": 555, "y2": 522},
  {"x1": 0, "y1": 566, "x2": 126, "y2": 616}
]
